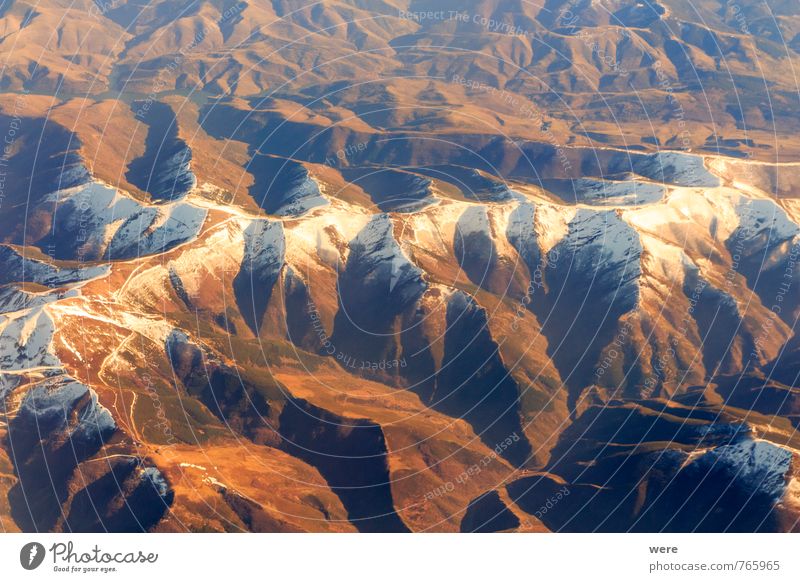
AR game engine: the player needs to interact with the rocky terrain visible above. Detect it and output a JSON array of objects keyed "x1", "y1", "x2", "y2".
[{"x1": 1, "y1": 0, "x2": 799, "y2": 532}]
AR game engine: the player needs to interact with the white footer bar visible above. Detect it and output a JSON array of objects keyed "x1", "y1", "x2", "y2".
[{"x1": 0, "y1": 533, "x2": 795, "y2": 581}]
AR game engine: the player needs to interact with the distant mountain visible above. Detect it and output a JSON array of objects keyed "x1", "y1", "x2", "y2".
[{"x1": 2, "y1": 0, "x2": 799, "y2": 158}]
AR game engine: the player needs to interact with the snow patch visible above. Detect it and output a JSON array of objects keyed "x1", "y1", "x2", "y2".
[
  {"x1": 682, "y1": 436, "x2": 792, "y2": 501},
  {"x1": 47, "y1": 181, "x2": 207, "y2": 260},
  {"x1": 0, "y1": 309, "x2": 59, "y2": 371}
]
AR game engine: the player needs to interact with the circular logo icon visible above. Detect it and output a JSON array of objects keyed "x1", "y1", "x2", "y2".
[{"x1": 20, "y1": 542, "x2": 46, "y2": 570}]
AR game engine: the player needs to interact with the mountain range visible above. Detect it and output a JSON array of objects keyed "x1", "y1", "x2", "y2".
[{"x1": 1, "y1": 0, "x2": 799, "y2": 532}]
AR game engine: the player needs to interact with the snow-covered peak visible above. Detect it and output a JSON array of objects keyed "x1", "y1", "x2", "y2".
[
  {"x1": 562, "y1": 209, "x2": 642, "y2": 266},
  {"x1": 625, "y1": 151, "x2": 720, "y2": 188},
  {"x1": 43, "y1": 180, "x2": 207, "y2": 261},
  {"x1": 0, "y1": 308, "x2": 59, "y2": 371},
  {"x1": 681, "y1": 436, "x2": 793, "y2": 502}
]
